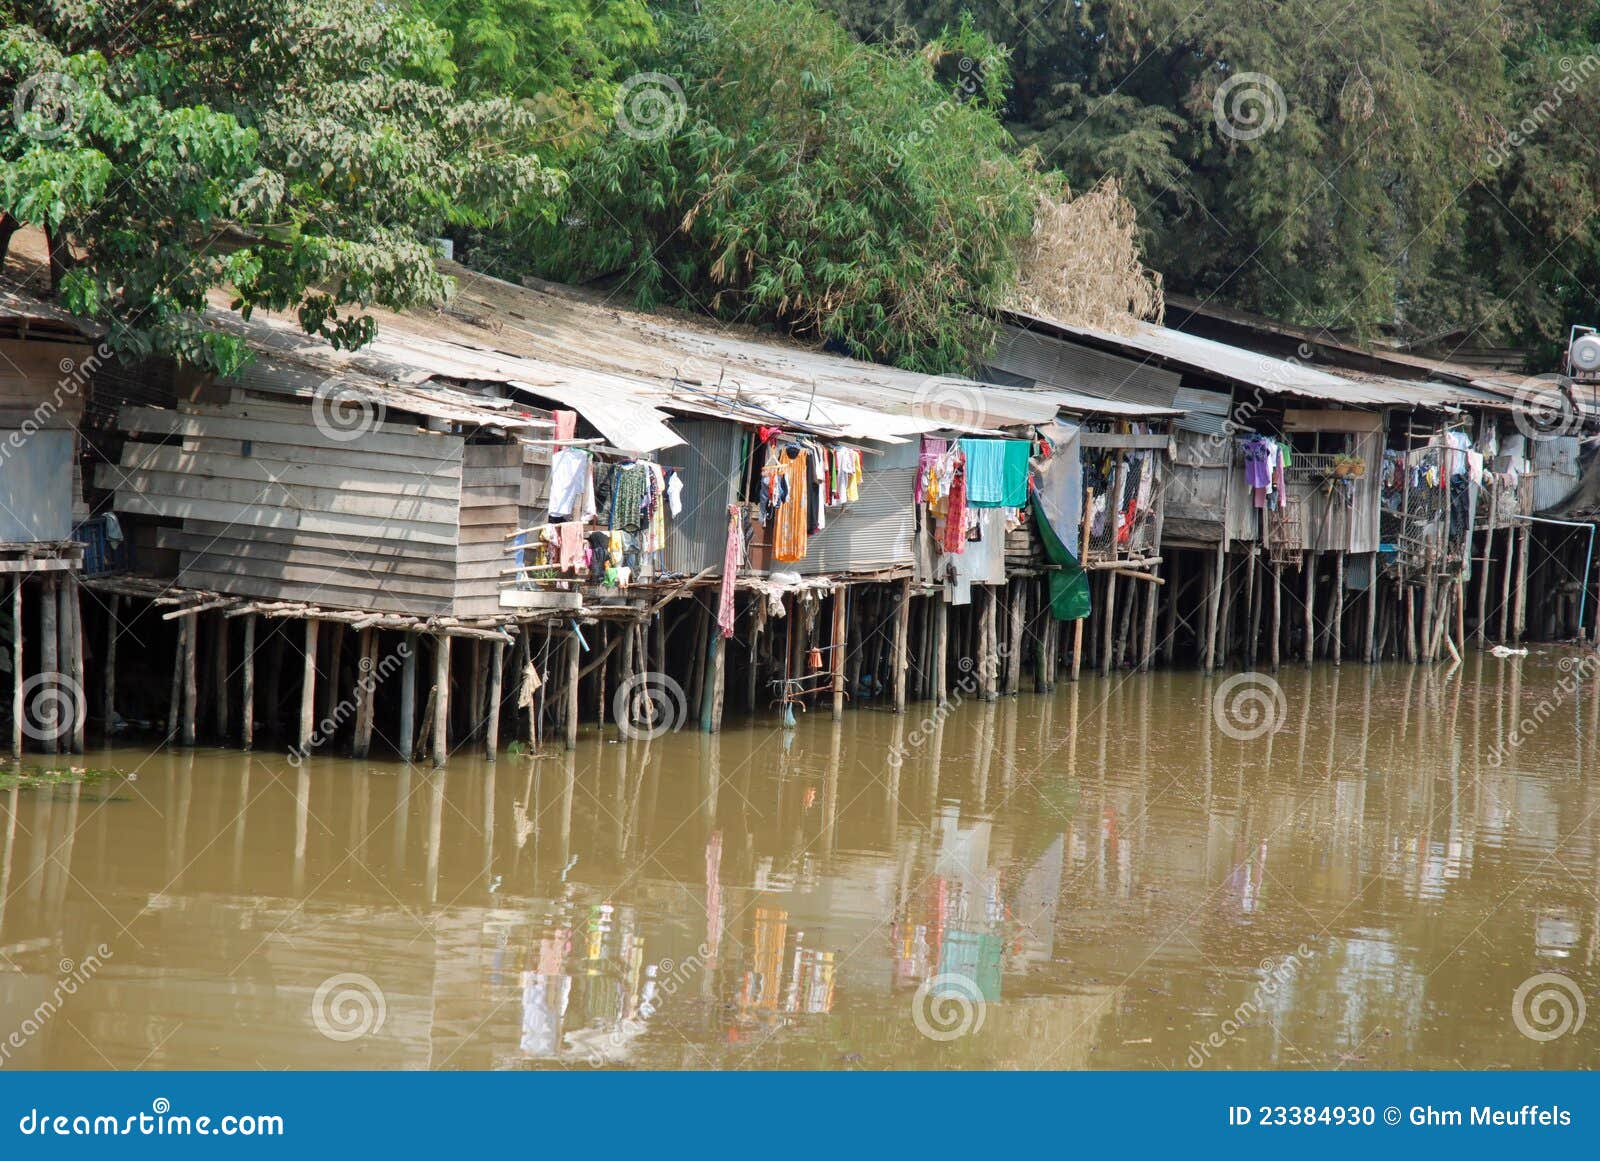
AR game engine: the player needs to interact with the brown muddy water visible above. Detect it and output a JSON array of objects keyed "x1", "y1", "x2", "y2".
[{"x1": 1, "y1": 650, "x2": 1598, "y2": 1070}]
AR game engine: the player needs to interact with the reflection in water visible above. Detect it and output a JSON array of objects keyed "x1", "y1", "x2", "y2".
[{"x1": 0, "y1": 650, "x2": 1598, "y2": 1069}]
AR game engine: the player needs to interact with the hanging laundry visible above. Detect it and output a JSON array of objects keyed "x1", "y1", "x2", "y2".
[
  {"x1": 1241, "y1": 435, "x2": 1272, "y2": 510},
  {"x1": 717, "y1": 505, "x2": 740, "y2": 639},
  {"x1": 941, "y1": 450, "x2": 968, "y2": 555},
  {"x1": 548, "y1": 447, "x2": 593, "y2": 521},
  {"x1": 831, "y1": 446, "x2": 863, "y2": 505},
  {"x1": 666, "y1": 471, "x2": 685, "y2": 517},
  {"x1": 557, "y1": 521, "x2": 586, "y2": 573},
  {"x1": 959, "y1": 438, "x2": 1030, "y2": 507},
  {"x1": 916, "y1": 438, "x2": 948, "y2": 502},
  {"x1": 553, "y1": 410, "x2": 578, "y2": 443},
  {"x1": 593, "y1": 461, "x2": 616, "y2": 512},
  {"x1": 611, "y1": 463, "x2": 649, "y2": 533},
  {"x1": 770, "y1": 447, "x2": 810, "y2": 563}
]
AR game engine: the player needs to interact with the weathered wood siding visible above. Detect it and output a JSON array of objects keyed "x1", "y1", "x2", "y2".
[
  {"x1": 102, "y1": 396, "x2": 472, "y2": 615},
  {"x1": 457, "y1": 442, "x2": 522, "y2": 617},
  {"x1": 0, "y1": 338, "x2": 90, "y2": 543}
]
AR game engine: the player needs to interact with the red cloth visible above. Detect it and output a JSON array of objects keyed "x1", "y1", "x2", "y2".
[
  {"x1": 758, "y1": 425, "x2": 783, "y2": 444},
  {"x1": 717, "y1": 505, "x2": 740, "y2": 638},
  {"x1": 557, "y1": 521, "x2": 585, "y2": 572},
  {"x1": 553, "y1": 410, "x2": 577, "y2": 442},
  {"x1": 942, "y1": 459, "x2": 968, "y2": 555}
]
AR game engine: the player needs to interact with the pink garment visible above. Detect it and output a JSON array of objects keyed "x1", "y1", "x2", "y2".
[
  {"x1": 717, "y1": 505, "x2": 740, "y2": 638},
  {"x1": 557, "y1": 521, "x2": 585, "y2": 572},
  {"x1": 553, "y1": 410, "x2": 578, "y2": 443},
  {"x1": 916, "y1": 437, "x2": 949, "y2": 502}
]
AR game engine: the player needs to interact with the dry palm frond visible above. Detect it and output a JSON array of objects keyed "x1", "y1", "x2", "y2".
[{"x1": 1010, "y1": 178, "x2": 1163, "y2": 333}]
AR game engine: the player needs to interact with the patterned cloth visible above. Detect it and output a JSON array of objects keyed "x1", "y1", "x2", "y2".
[{"x1": 718, "y1": 505, "x2": 741, "y2": 639}]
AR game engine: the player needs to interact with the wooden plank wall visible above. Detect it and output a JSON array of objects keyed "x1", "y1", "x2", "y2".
[
  {"x1": 0, "y1": 338, "x2": 91, "y2": 542},
  {"x1": 102, "y1": 396, "x2": 470, "y2": 615},
  {"x1": 456, "y1": 442, "x2": 523, "y2": 617}
]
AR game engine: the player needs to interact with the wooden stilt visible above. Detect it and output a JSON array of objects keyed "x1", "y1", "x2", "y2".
[
  {"x1": 563, "y1": 631, "x2": 579, "y2": 750},
  {"x1": 102, "y1": 593, "x2": 119, "y2": 742},
  {"x1": 831, "y1": 589, "x2": 847, "y2": 720},
  {"x1": 1302, "y1": 552, "x2": 1316, "y2": 666},
  {"x1": 1363, "y1": 554, "x2": 1378, "y2": 664},
  {"x1": 241, "y1": 613, "x2": 256, "y2": 751},
  {"x1": 978, "y1": 585, "x2": 997, "y2": 699},
  {"x1": 1404, "y1": 583, "x2": 1418, "y2": 663},
  {"x1": 180, "y1": 611, "x2": 199, "y2": 744},
  {"x1": 702, "y1": 623, "x2": 726, "y2": 733},
  {"x1": 485, "y1": 639, "x2": 504, "y2": 760},
  {"x1": 395, "y1": 631, "x2": 416, "y2": 760},
  {"x1": 1099, "y1": 571, "x2": 1118, "y2": 678},
  {"x1": 299, "y1": 619, "x2": 319, "y2": 753},
  {"x1": 892, "y1": 578, "x2": 912, "y2": 711},
  {"x1": 1004, "y1": 579, "x2": 1024, "y2": 694},
  {"x1": 1244, "y1": 548, "x2": 1261, "y2": 669},
  {"x1": 1203, "y1": 540, "x2": 1224, "y2": 675},
  {"x1": 1270, "y1": 560, "x2": 1282, "y2": 673},
  {"x1": 1217, "y1": 552, "x2": 1235, "y2": 668},
  {"x1": 433, "y1": 632, "x2": 452, "y2": 767},
  {"x1": 1331, "y1": 552, "x2": 1345, "y2": 666},
  {"x1": 1474, "y1": 525, "x2": 1491, "y2": 646},
  {"x1": 620, "y1": 615, "x2": 636, "y2": 702},
  {"x1": 1422, "y1": 571, "x2": 1438, "y2": 661},
  {"x1": 1162, "y1": 552, "x2": 1181, "y2": 665},
  {"x1": 1498, "y1": 526, "x2": 1515, "y2": 642},
  {"x1": 1071, "y1": 488, "x2": 1094, "y2": 682},
  {"x1": 933, "y1": 594, "x2": 949, "y2": 705},
  {"x1": 352, "y1": 628, "x2": 376, "y2": 759},
  {"x1": 1514, "y1": 522, "x2": 1531, "y2": 641},
  {"x1": 9, "y1": 578, "x2": 20, "y2": 760},
  {"x1": 39, "y1": 578, "x2": 58, "y2": 753},
  {"x1": 66, "y1": 576, "x2": 84, "y2": 753}
]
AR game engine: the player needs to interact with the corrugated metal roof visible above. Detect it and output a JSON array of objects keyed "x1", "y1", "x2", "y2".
[
  {"x1": 987, "y1": 323, "x2": 1184, "y2": 413},
  {"x1": 188, "y1": 269, "x2": 1077, "y2": 450},
  {"x1": 209, "y1": 313, "x2": 559, "y2": 434},
  {"x1": 1006, "y1": 309, "x2": 1489, "y2": 410},
  {"x1": 440, "y1": 272, "x2": 1066, "y2": 432}
]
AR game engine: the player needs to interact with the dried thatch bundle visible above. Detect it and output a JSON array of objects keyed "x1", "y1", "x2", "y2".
[{"x1": 1010, "y1": 178, "x2": 1163, "y2": 333}]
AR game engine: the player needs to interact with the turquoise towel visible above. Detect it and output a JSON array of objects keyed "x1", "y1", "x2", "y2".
[{"x1": 960, "y1": 438, "x2": 1030, "y2": 507}]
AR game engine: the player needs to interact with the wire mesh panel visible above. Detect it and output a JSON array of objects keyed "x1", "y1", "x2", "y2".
[
  {"x1": 1380, "y1": 445, "x2": 1476, "y2": 576},
  {"x1": 1081, "y1": 447, "x2": 1162, "y2": 564},
  {"x1": 1266, "y1": 496, "x2": 1304, "y2": 563}
]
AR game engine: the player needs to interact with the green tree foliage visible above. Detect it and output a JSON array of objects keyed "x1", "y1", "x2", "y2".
[
  {"x1": 418, "y1": 0, "x2": 657, "y2": 158},
  {"x1": 0, "y1": 0, "x2": 562, "y2": 372},
  {"x1": 822, "y1": 0, "x2": 1600, "y2": 352},
  {"x1": 517, "y1": 0, "x2": 1044, "y2": 373}
]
